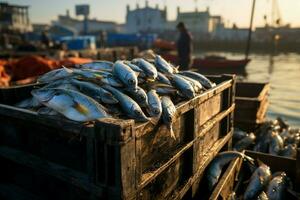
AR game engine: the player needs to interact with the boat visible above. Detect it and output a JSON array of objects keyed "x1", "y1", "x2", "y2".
[{"x1": 161, "y1": 53, "x2": 250, "y2": 75}]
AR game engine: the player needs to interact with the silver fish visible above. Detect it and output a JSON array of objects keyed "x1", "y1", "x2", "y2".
[
  {"x1": 257, "y1": 191, "x2": 269, "y2": 200},
  {"x1": 37, "y1": 107, "x2": 61, "y2": 116},
  {"x1": 233, "y1": 129, "x2": 249, "y2": 141},
  {"x1": 113, "y1": 61, "x2": 138, "y2": 89},
  {"x1": 37, "y1": 68, "x2": 73, "y2": 83},
  {"x1": 279, "y1": 144, "x2": 297, "y2": 158},
  {"x1": 15, "y1": 97, "x2": 42, "y2": 109},
  {"x1": 78, "y1": 61, "x2": 113, "y2": 71},
  {"x1": 161, "y1": 96, "x2": 176, "y2": 139},
  {"x1": 101, "y1": 74, "x2": 123, "y2": 87},
  {"x1": 178, "y1": 71, "x2": 216, "y2": 89},
  {"x1": 132, "y1": 58, "x2": 158, "y2": 80},
  {"x1": 268, "y1": 132, "x2": 284, "y2": 155},
  {"x1": 233, "y1": 132, "x2": 256, "y2": 151},
  {"x1": 266, "y1": 172, "x2": 288, "y2": 200},
  {"x1": 177, "y1": 74, "x2": 203, "y2": 93},
  {"x1": 169, "y1": 74, "x2": 195, "y2": 99},
  {"x1": 124, "y1": 86, "x2": 148, "y2": 107},
  {"x1": 147, "y1": 89, "x2": 162, "y2": 117},
  {"x1": 206, "y1": 151, "x2": 252, "y2": 190},
  {"x1": 244, "y1": 163, "x2": 271, "y2": 200},
  {"x1": 157, "y1": 72, "x2": 171, "y2": 85},
  {"x1": 154, "y1": 55, "x2": 174, "y2": 75},
  {"x1": 156, "y1": 85, "x2": 178, "y2": 96},
  {"x1": 32, "y1": 88, "x2": 110, "y2": 122},
  {"x1": 43, "y1": 79, "x2": 78, "y2": 91},
  {"x1": 103, "y1": 85, "x2": 148, "y2": 122},
  {"x1": 69, "y1": 79, "x2": 118, "y2": 104},
  {"x1": 63, "y1": 67, "x2": 103, "y2": 81},
  {"x1": 123, "y1": 61, "x2": 144, "y2": 73}
]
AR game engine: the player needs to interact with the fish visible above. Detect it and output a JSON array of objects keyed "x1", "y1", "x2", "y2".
[
  {"x1": 161, "y1": 96, "x2": 177, "y2": 139},
  {"x1": 177, "y1": 74, "x2": 203, "y2": 93},
  {"x1": 103, "y1": 85, "x2": 149, "y2": 122},
  {"x1": 123, "y1": 61, "x2": 144, "y2": 73},
  {"x1": 169, "y1": 74, "x2": 195, "y2": 99},
  {"x1": 37, "y1": 68, "x2": 74, "y2": 83},
  {"x1": 124, "y1": 86, "x2": 148, "y2": 107},
  {"x1": 154, "y1": 55, "x2": 175, "y2": 74},
  {"x1": 157, "y1": 72, "x2": 171, "y2": 85},
  {"x1": 279, "y1": 144, "x2": 297, "y2": 158},
  {"x1": 78, "y1": 61, "x2": 113, "y2": 71},
  {"x1": 233, "y1": 132, "x2": 256, "y2": 151},
  {"x1": 244, "y1": 163, "x2": 271, "y2": 200},
  {"x1": 31, "y1": 88, "x2": 110, "y2": 122},
  {"x1": 15, "y1": 96, "x2": 42, "y2": 109},
  {"x1": 266, "y1": 172, "x2": 288, "y2": 200},
  {"x1": 113, "y1": 60, "x2": 138, "y2": 89},
  {"x1": 100, "y1": 74, "x2": 123, "y2": 87},
  {"x1": 43, "y1": 79, "x2": 78, "y2": 91},
  {"x1": 63, "y1": 67, "x2": 103, "y2": 81},
  {"x1": 268, "y1": 132, "x2": 284, "y2": 155},
  {"x1": 37, "y1": 106, "x2": 61, "y2": 116},
  {"x1": 257, "y1": 191, "x2": 269, "y2": 200},
  {"x1": 132, "y1": 58, "x2": 158, "y2": 80},
  {"x1": 233, "y1": 129, "x2": 249, "y2": 141},
  {"x1": 156, "y1": 86, "x2": 178, "y2": 96},
  {"x1": 206, "y1": 151, "x2": 253, "y2": 190},
  {"x1": 178, "y1": 71, "x2": 216, "y2": 89},
  {"x1": 147, "y1": 89, "x2": 162, "y2": 117},
  {"x1": 69, "y1": 79, "x2": 118, "y2": 104}
]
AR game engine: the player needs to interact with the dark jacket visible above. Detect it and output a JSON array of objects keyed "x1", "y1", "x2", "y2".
[{"x1": 177, "y1": 30, "x2": 192, "y2": 58}]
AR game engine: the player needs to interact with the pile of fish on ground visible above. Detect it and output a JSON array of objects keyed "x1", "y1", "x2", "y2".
[
  {"x1": 206, "y1": 151, "x2": 296, "y2": 200},
  {"x1": 15, "y1": 54, "x2": 215, "y2": 138},
  {"x1": 233, "y1": 117, "x2": 299, "y2": 159}
]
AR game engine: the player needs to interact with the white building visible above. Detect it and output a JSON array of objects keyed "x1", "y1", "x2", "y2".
[
  {"x1": 52, "y1": 10, "x2": 119, "y2": 34},
  {"x1": 0, "y1": 2, "x2": 32, "y2": 32},
  {"x1": 125, "y1": 1, "x2": 167, "y2": 33}
]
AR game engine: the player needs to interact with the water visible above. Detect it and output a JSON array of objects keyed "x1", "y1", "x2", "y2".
[{"x1": 197, "y1": 52, "x2": 300, "y2": 128}]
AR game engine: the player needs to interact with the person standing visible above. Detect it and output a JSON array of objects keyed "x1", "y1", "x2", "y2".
[{"x1": 176, "y1": 22, "x2": 193, "y2": 70}]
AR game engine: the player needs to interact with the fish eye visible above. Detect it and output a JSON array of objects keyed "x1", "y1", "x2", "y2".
[
  {"x1": 167, "y1": 116, "x2": 172, "y2": 121},
  {"x1": 128, "y1": 79, "x2": 135, "y2": 85},
  {"x1": 154, "y1": 109, "x2": 160, "y2": 114},
  {"x1": 134, "y1": 110, "x2": 141, "y2": 115}
]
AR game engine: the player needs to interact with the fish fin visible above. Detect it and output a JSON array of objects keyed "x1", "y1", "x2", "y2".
[
  {"x1": 173, "y1": 65, "x2": 180, "y2": 73},
  {"x1": 72, "y1": 100, "x2": 90, "y2": 115},
  {"x1": 62, "y1": 65, "x2": 73, "y2": 74},
  {"x1": 169, "y1": 126, "x2": 176, "y2": 140},
  {"x1": 256, "y1": 159, "x2": 266, "y2": 167},
  {"x1": 150, "y1": 83, "x2": 174, "y2": 89},
  {"x1": 134, "y1": 71, "x2": 140, "y2": 77}
]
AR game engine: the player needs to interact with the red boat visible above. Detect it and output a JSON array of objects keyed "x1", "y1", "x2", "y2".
[{"x1": 161, "y1": 53, "x2": 250, "y2": 75}]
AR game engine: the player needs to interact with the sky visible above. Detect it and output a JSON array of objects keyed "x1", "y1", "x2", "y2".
[{"x1": 4, "y1": 0, "x2": 300, "y2": 28}]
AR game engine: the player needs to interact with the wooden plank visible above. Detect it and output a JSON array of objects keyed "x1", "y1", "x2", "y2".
[
  {"x1": 209, "y1": 157, "x2": 243, "y2": 200},
  {"x1": 0, "y1": 146, "x2": 103, "y2": 197},
  {"x1": 169, "y1": 131, "x2": 233, "y2": 200}
]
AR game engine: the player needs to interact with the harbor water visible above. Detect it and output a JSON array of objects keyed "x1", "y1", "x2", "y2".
[{"x1": 197, "y1": 52, "x2": 300, "y2": 128}]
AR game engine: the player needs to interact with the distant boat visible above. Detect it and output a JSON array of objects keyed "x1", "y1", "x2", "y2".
[{"x1": 161, "y1": 52, "x2": 250, "y2": 75}]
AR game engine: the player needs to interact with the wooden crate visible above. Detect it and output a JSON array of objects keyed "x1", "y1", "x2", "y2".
[
  {"x1": 0, "y1": 75, "x2": 235, "y2": 200},
  {"x1": 234, "y1": 82, "x2": 270, "y2": 132},
  {"x1": 209, "y1": 150, "x2": 300, "y2": 200}
]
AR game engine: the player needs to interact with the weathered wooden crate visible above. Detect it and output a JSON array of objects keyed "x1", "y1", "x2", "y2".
[
  {"x1": 0, "y1": 74, "x2": 235, "y2": 200},
  {"x1": 209, "y1": 150, "x2": 300, "y2": 200},
  {"x1": 234, "y1": 82, "x2": 270, "y2": 132}
]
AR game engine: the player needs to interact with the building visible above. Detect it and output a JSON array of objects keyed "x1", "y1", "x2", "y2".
[
  {"x1": 0, "y1": 2, "x2": 32, "y2": 32},
  {"x1": 176, "y1": 7, "x2": 210, "y2": 37},
  {"x1": 125, "y1": 1, "x2": 167, "y2": 33},
  {"x1": 52, "y1": 10, "x2": 119, "y2": 35}
]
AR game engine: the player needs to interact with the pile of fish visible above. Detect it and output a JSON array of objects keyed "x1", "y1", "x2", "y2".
[
  {"x1": 206, "y1": 151, "x2": 295, "y2": 200},
  {"x1": 233, "y1": 117, "x2": 299, "y2": 158},
  {"x1": 15, "y1": 54, "x2": 216, "y2": 137}
]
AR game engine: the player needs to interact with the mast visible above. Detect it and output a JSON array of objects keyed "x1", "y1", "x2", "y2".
[{"x1": 245, "y1": 0, "x2": 256, "y2": 60}]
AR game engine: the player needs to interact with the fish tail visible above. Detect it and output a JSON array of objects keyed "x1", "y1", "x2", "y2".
[{"x1": 62, "y1": 65, "x2": 73, "y2": 74}]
